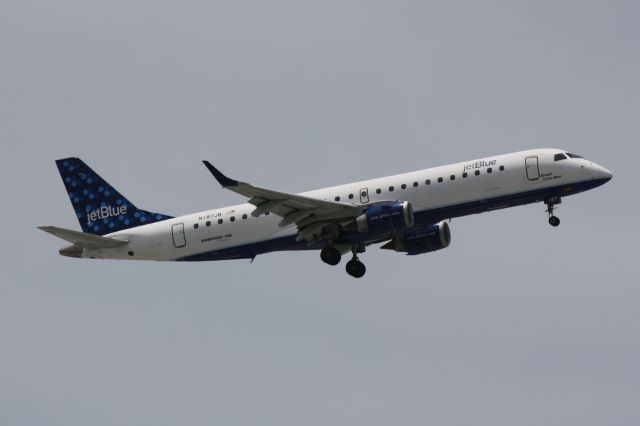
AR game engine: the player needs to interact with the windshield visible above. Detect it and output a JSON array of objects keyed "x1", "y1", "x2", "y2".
[
  {"x1": 554, "y1": 153, "x2": 567, "y2": 161},
  {"x1": 566, "y1": 153, "x2": 584, "y2": 159}
]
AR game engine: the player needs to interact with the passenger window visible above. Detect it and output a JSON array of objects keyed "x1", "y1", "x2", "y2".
[
  {"x1": 554, "y1": 153, "x2": 567, "y2": 161},
  {"x1": 335, "y1": 196, "x2": 340, "y2": 201},
  {"x1": 413, "y1": 181, "x2": 418, "y2": 187},
  {"x1": 463, "y1": 172, "x2": 468, "y2": 178},
  {"x1": 193, "y1": 223, "x2": 199, "y2": 229},
  {"x1": 242, "y1": 214, "x2": 248, "y2": 220},
  {"x1": 450, "y1": 175, "x2": 455, "y2": 180},
  {"x1": 499, "y1": 165, "x2": 505, "y2": 171},
  {"x1": 426, "y1": 179, "x2": 431, "y2": 185},
  {"x1": 389, "y1": 186, "x2": 394, "y2": 192},
  {"x1": 437, "y1": 177, "x2": 443, "y2": 183},
  {"x1": 218, "y1": 219, "x2": 223, "y2": 224},
  {"x1": 348, "y1": 194, "x2": 354, "y2": 199},
  {"x1": 487, "y1": 168, "x2": 492, "y2": 173},
  {"x1": 401, "y1": 184, "x2": 406, "y2": 189},
  {"x1": 475, "y1": 170, "x2": 480, "y2": 176},
  {"x1": 376, "y1": 188, "x2": 382, "y2": 194},
  {"x1": 206, "y1": 221, "x2": 211, "y2": 227},
  {"x1": 230, "y1": 216, "x2": 235, "y2": 222}
]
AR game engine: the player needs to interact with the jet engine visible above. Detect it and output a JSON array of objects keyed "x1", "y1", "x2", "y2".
[
  {"x1": 381, "y1": 221, "x2": 451, "y2": 255},
  {"x1": 356, "y1": 201, "x2": 414, "y2": 234}
]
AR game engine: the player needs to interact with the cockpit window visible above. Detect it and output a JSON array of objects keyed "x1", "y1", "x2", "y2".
[
  {"x1": 554, "y1": 153, "x2": 567, "y2": 161},
  {"x1": 566, "y1": 153, "x2": 584, "y2": 159}
]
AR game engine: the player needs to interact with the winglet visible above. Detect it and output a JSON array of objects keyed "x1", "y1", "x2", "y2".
[{"x1": 202, "y1": 161, "x2": 239, "y2": 187}]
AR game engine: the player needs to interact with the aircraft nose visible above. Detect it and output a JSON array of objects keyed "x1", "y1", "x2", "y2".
[{"x1": 593, "y1": 164, "x2": 613, "y2": 181}]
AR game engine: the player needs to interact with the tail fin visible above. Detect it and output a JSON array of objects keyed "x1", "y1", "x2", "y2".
[{"x1": 56, "y1": 157, "x2": 173, "y2": 235}]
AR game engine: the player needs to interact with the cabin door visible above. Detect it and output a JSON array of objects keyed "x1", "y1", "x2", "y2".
[
  {"x1": 172, "y1": 223, "x2": 186, "y2": 248},
  {"x1": 525, "y1": 156, "x2": 540, "y2": 181}
]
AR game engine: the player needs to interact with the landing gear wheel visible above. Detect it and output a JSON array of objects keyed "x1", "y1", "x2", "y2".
[
  {"x1": 548, "y1": 216, "x2": 560, "y2": 227},
  {"x1": 346, "y1": 258, "x2": 366, "y2": 278},
  {"x1": 545, "y1": 196, "x2": 562, "y2": 228},
  {"x1": 320, "y1": 246, "x2": 341, "y2": 266}
]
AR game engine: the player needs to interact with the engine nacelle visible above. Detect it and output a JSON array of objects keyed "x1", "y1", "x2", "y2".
[
  {"x1": 356, "y1": 201, "x2": 414, "y2": 234},
  {"x1": 382, "y1": 221, "x2": 451, "y2": 255}
]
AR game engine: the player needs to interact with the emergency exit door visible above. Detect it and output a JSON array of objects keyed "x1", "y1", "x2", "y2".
[{"x1": 360, "y1": 188, "x2": 369, "y2": 203}]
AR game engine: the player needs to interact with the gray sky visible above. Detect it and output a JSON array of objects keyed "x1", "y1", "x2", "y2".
[{"x1": 1, "y1": 1, "x2": 639, "y2": 425}]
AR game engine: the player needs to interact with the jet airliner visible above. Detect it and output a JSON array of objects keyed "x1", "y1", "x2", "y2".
[{"x1": 40, "y1": 149, "x2": 612, "y2": 278}]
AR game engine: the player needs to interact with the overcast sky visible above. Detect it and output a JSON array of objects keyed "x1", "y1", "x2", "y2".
[{"x1": 1, "y1": 1, "x2": 639, "y2": 425}]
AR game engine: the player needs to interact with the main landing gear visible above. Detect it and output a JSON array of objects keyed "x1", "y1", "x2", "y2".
[
  {"x1": 346, "y1": 254, "x2": 366, "y2": 278},
  {"x1": 320, "y1": 245, "x2": 366, "y2": 278},
  {"x1": 320, "y1": 245, "x2": 341, "y2": 266},
  {"x1": 545, "y1": 196, "x2": 561, "y2": 227}
]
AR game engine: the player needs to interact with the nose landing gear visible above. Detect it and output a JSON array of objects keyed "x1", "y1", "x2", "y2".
[{"x1": 545, "y1": 196, "x2": 561, "y2": 227}]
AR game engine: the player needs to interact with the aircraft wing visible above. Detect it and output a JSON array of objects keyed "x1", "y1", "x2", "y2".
[{"x1": 203, "y1": 161, "x2": 363, "y2": 242}]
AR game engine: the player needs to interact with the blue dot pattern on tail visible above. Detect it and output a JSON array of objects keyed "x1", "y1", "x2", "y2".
[{"x1": 56, "y1": 157, "x2": 173, "y2": 235}]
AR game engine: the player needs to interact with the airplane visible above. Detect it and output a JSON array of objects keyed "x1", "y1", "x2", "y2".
[{"x1": 39, "y1": 149, "x2": 612, "y2": 278}]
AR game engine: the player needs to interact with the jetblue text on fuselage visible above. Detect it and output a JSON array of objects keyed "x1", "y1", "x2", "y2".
[
  {"x1": 87, "y1": 205, "x2": 127, "y2": 225},
  {"x1": 464, "y1": 159, "x2": 497, "y2": 171}
]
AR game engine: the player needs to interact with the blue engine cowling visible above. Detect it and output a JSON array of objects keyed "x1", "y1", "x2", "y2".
[
  {"x1": 356, "y1": 201, "x2": 414, "y2": 234},
  {"x1": 381, "y1": 221, "x2": 451, "y2": 255}
]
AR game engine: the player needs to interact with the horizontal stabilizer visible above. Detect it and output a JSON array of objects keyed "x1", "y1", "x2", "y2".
[{"x1": 38, "y1": 226, "x2": 129, "y2": 249}]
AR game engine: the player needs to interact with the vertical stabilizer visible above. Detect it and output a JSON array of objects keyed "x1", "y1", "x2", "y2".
[{"x1": 56, "y1": 157, "x2": 173, "y2": 235}]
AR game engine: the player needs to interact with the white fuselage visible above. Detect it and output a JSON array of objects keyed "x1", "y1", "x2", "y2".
[{"x1": 85, "y1": 149, "x2": 611, "y2": 261}]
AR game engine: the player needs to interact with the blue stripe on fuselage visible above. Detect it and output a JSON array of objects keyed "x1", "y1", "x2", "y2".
[{"x1": 176, "y1": 178, "x2": 610, "y2": 262}]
